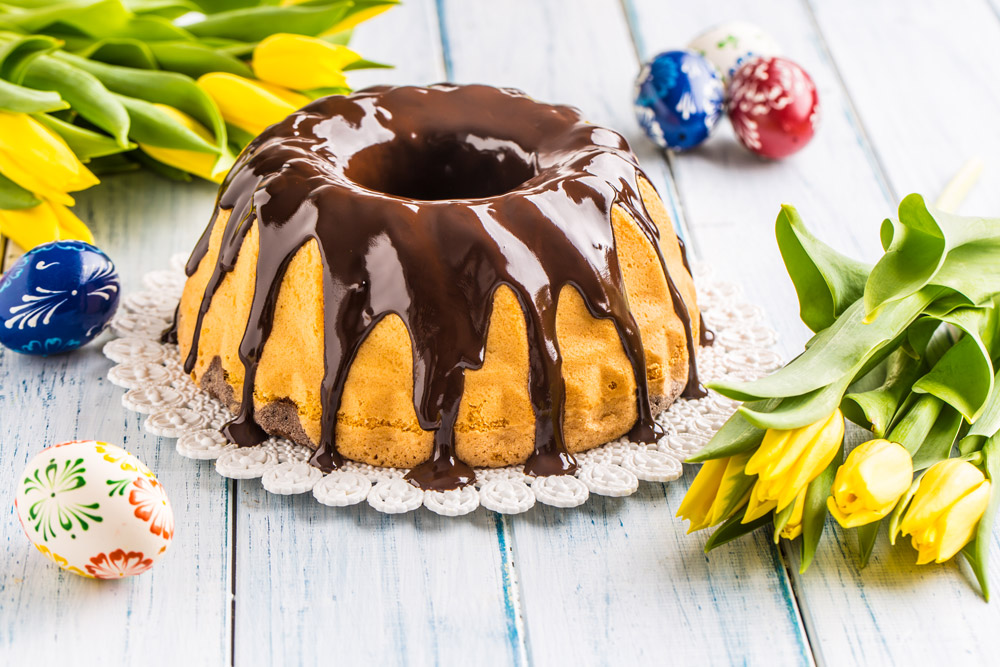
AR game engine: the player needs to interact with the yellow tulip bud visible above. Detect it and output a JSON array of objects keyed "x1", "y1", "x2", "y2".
[
  {"x1": 677, "y1": 451, "x2": 754, "y2": 533},
  {"x1": 898, "y1": 459, "x2": 991, "y2": 564},
  {"x1": 0, "y1": 112, "x2": 98, "y2": 206},
  {"x1": 197, "y1": 73, "x2": 297, "y2": 136},
  {"x1": 139, "y1": 105, "x2": 224, "y2": 183},
  {"x1": 827, "y1": 439, "x2": 913, "y2": 528},
  {"x1": 253, "y1": 33, "x2": 359, "y2": 91},
  {"x1": 0, "y1": 199, "x2": 93, "y2": 251},
  {"x1": 778, "y1": 489, "x2": 807, "y2": 541},
  {"x1": 744, "y1": 409, "x2": 844, "y2": 514}
]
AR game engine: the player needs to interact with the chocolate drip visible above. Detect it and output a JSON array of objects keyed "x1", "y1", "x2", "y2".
[
  {"x1": 177, "y1": 84, "x2": 703, "y2": 489},
  {"x1": 675, "y1": 236, "x2": 715, "y2": 349}
]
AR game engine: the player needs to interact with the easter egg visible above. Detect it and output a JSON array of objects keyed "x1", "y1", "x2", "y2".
[
  {"x1": 0, "y1": 240, "x2": 120, "y2": 355},
  {"x1": 687, "y1": 21, "x2": 781, "y2": 84},
  {"x1": 634, "y1": 50, "x2": 725, "y2": 151},
  {"x1": 728, "y1": 56, "x2": 820, "y2": 159},
  {"x1": 15, "y1": 440, "x2": 173, "y2": 579}
]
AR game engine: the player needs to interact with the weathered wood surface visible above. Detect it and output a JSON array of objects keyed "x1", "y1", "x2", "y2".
[{"x1": 2, "y1": 1, "x2": 999, "y2": 664}]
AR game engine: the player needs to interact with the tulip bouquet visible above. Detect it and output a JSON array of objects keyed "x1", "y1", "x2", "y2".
[
  {"x1": 0, "y1": 0, "x2": 395, "y2": 252},
  {"x1": 680, "y1": 191, "x2": 1000, "y2": 598}
]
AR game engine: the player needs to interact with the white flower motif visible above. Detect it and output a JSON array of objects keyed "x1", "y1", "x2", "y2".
[{"x1": 676, "y1": 91, "x2": 697, "y2": 121}]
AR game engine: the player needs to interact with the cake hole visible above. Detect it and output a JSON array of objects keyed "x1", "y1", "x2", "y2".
[{"x1": 346, "y1": 136, "x2": 536, "y2": 201}]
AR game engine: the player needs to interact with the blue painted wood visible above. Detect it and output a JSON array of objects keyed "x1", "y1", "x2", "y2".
[
  {"x1": 438, "y1": 0, "x2": 812, "y2": 663},
  {"x1": 0, "y1": 173, "x2": 233, "y2": 665}
]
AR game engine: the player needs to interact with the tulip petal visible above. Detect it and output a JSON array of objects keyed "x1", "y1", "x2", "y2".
[
  {"x1": 197, "y1": 72, "x2": 295, "y2": 136},
  {"x1": 253, "y1": 33, "x2": 358, "y2": 91}
]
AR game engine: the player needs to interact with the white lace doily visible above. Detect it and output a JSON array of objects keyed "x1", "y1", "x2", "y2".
[{"x1": 103, "y1": 253, "x2": 781, "y2": 516}]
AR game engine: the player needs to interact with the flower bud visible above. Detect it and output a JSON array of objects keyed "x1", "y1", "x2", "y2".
[
  {"x1": 677, "y1": 451, "x2": 754, "y2": 533},
  {"x1": 898, "y1": 459, "x2": 991, "y2": 564},
  {"x1": 253, "y1": 33, "x2": 359, "y2": 91},
  {"x1": 197, "y1": 73, "x2": 298, "y2": 136},
  {"x1": 827, "y1": 439, "x2": 913, "y2": 528},
  {"x1": 744, "y1": 409, "x2": 844, "y2": 516},
  {"x1": 0, "y1": 112, "x2": 98, "y2": 206}
]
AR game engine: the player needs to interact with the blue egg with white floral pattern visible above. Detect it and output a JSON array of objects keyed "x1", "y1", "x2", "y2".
[
  {"x1": 0, "y1": 241, "x2": 119, "y2": 356},
  {"x1": 634, "y1": 50, "x2": 725, "y2": 151}
]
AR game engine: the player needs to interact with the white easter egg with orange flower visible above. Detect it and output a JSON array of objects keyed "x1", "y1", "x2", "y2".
[{"x1": 15, "y1": 440, "x2": 173, "y2": 579}]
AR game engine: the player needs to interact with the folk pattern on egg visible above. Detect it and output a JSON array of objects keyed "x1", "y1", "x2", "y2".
[
  {"x1": 634, "y1": 50, "x2": 725, "y2": 151},
  {"x1": 728, "y1": 56, "x2": 820, "y2": 159},
  {"x1": 0, "y1": 241, "x2": 120, "y2": 355},
  {"x1": 15, "y1": 440, "x2": 173, "y2": 579}
]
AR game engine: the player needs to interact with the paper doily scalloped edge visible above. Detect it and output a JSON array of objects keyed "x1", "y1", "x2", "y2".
[{"x1": 103, "y1": 254, "x2": 781, "y2": 516}]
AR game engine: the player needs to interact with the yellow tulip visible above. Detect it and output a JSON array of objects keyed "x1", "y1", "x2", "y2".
[
  {"x1": 139, "y1": 105, "x2": 223, "y2": 183},
  {"x1": 0, "y1": 112, "x2": 98, "y2": 206},
  {"x1": 677, "y1": 451, "x2": 754, "y2": 533},
  {"x1": 778, "y1": 489, "x2": 807, "y2": 541},
  {"x1": 324, "y1": 4, "x2": 395, "y2": 34},
  {"x1": 197, "y1": 73, "x2": 297, "y2": 136},
  {"x1": 744, "y1": 409, "x2": 844, "y2": 516},
  {"x1": 0, "y1": 199, "x2": 93, "y2": 251},
  {"x1": 253, "y1": 33, "x2": 359, "y2": 91},
  {"x1": 254, "y1": 80, "x2": 312, "y2": 108},
  {"x1": 897, "y1": 459, "x2": 991, "y2": 564},
  {"x1": 827, "y1": 439, "x2": 913, "y2": 528}
]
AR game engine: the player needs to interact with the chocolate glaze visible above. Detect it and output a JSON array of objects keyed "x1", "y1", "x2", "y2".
[{"x1": 177, "y1": 84, "x2": 704, "y2": 489}]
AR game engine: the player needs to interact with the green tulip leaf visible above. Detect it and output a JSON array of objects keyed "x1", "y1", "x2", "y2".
[
  {"x1": 911, "y1": 404, "x2": 962, "y2": 471},
  {"x1": 78, "y1": 38, "x2": 158, "y2": 69},
  {"x1": 124, "y1": 0, "x2": 201, "y2": 19},
  {"x1": 961, "y1": 435, "x2": 1000, "y2": 600},
  {"x1": 959, "y1": 367, "x2": 1000, "y2": 455},
  {"x1": 772, "y1": 500, "x2": 796, "y2": 544},
  {"x1": 0, "y1": 172, "x2": 41, "y2": 209},
  {"x1": 55, "y1": 51, "x2": 233, "y2": 173},
  {"x1": 887, "y1": 394, "x2": 943, "y2": 456},
  {"x1": 0, "y1": 78, "x2": 67, "y2": 112},
  {"x1": 115, "y1": 93, "x2": 218, "y2": 152},
  {"x1": 33, "y1": 113, "x2": 135, "y2": 160},
  {"x1": 342, "y1": 57, "x2": 392, "y2": 71},
  {"x1": 686, "y1": 397, "x2": 779, "y2": 463},
  {"x1": 865, "y1": 194, "x2": 1000, "y2": 320},
  {"x1": 86, "y1": 152, "x2": 142, "y2": 176},
  {"x1": 704, "y1": 509, "x2": 772, "y2": 553},
  {"x1": 710, "y1": 291, "x2": 937, "y2": 402},
  {"x1": 888, "y1": 472, "x2": 926, "y2": 544},
  {"x1": 148, "y1": 41, "x2": 254, "y2": 78},
  {"x1": 184, "y1": 3, "x2": 354, "y2": 40},
  {"x1": 775, "y1": 203, "x2": 871, "y2": 333},
  {"x1": 856, "y1": 520, "x2": 881, "y2": 569},
  {"x1": 0, "y1": 32, "x2": 60, "y2": 81},
  {"x1": 741, "y1": 376, "x2": 852, "y2": 431},
  {"x1": 800, "y1": 444, "x2": 841, "y2": 573},
  {"x1": 842, "y1": 348, "x2": 926, "y2": 436},
  {"x1": 22, "y1": 55, "x2": 131, "y2": 146},
  {"x1": 912, "y1": 304, "x2": 998, "y2": 421}
]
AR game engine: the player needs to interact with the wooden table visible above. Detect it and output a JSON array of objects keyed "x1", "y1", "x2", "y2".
[{"x1": 3, "y1": 1, "x2": 1000, "y2": 664}]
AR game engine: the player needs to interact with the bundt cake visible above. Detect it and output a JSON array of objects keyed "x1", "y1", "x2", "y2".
[{"x1": 169, "y1": 84, "x2": 706, "y2": 490}]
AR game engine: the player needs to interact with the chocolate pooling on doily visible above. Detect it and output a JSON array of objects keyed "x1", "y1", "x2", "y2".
[{"x1": 173, "y1": 84, "x2": 705, "y2": 490}]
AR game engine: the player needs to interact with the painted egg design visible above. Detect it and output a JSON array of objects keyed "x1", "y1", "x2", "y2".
[
  {"x1": 687, "y1": 21, "x2": 781, "y2": 84},
  {"x1": 634, "y1": 50, "x2": 725, "y2": 151},
  {"x1": 728, "y1": 56, "x2": 820, "y2": 159},
  {"x1": 0, "y1": 240, "x2": 119, "y2": 355},
  {"x1": 15, "y1": 440, "x2": 173, "y2": 579}
]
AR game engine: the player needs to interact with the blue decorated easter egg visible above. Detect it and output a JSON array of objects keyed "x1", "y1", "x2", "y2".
[
  {"x1": 687, "y1": 22, "x2": 781, "y2": 84},
  {"x1": 634, "y1": 50, "x2": 725, "y2": 151},
  {"x1": 0, "y1": 241, "x2": 120, "y2": 355}
]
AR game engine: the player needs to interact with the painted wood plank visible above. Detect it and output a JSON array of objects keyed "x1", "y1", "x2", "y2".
[
  {"x1": 232, "y1": 4, "x2": 526, "y2": 665},
  {"x1": 0, "y1": 173, "x2": 233, "y2": 666},
  {"x1": 438, "y1": 0, "x2": 812, "y2": 663}
]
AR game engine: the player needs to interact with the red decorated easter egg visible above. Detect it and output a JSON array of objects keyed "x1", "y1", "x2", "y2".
[{"x1": 728, "y1": 56, "x2": 819, "y2": 159}]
